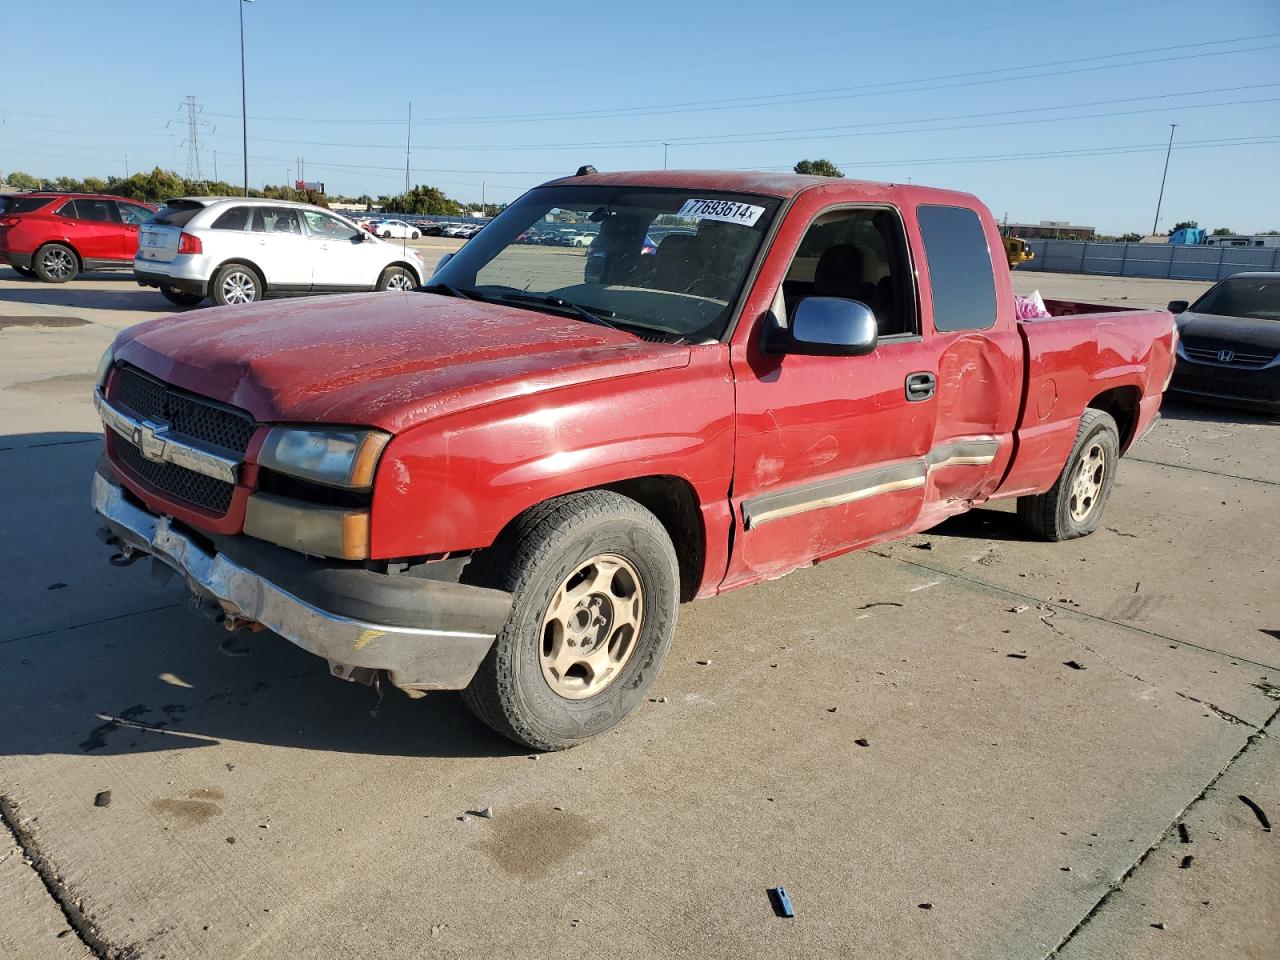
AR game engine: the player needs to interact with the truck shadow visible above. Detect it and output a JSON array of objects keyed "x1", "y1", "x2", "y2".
[
  {"x1": 0, "y1": 431, "x2": 525, "y2": 761},
  {"x1": 0, "y1": 277, "x2": 175, "y2": 313}
]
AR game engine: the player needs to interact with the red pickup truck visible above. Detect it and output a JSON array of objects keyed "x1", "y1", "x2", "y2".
[{"x1": 91, "y1": 170, "x2": 1175, "y2": 750}]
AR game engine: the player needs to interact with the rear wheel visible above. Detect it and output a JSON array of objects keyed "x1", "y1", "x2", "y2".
[
  {"x1": 33, "y1": 243, "x2": 78, "y2": 283},
  {"x1": 380, "y1": 231, "x2": 392, "y2": 239},
  {"x1": 378, "y1": 265, "x2": 416, "y2": 291},
  {"x1": 160, "y1": 286, "x2": 204, "y2": 307},
  {"x1": 210, "y1": 263, "x2": 262, "y2": 306},
  {"x1": 410, "y1": 231, "x2": 420, "y2": 239},
  {"x1": 1018, "y1": 409, "x2": 1120, "y2": 541},
  {"x1": 462, "y1": 490, "x2": 680, "y2": 751}
]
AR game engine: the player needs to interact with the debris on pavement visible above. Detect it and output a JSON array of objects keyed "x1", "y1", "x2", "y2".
[
  {"x1": 826, "y1": 707, "x2": 838, "y2": 713},
  {"x1": 1180, "y1": 855, "x2": 1194, "y2": 869},
  {"x1": 1009, "y1": 605, "x2": 1029, "y2": 614},
  {"x1": 1238, "y1": 795, "x2": 1271, "y2": 832},
  {"x1": 1063, "y1": 660, "x2": 1086, "y2": 670},
  {"x1": 858, "y1": 601, "x2": 903, "y2": 610},
  {"x1": 1178, "y1": 823, "x2": 1190, "y2": 843},
  {"x1": 854, "y1": 738, "x2": 870, "y2": 747},
  {"x1": 696, "y1": 659, "x2": 711, "y2": 666},
  {"x1": 1151, "y1": 921, "x2": 1166, "y2": 930},
  {"x1": 917, "y1": 902, "x2": 933, "y2": 910},
  {"x1": 912, "y1": 542, "x2": 933, "y2": 550},
  {"x1": 1006, "y1": 652, "x2": 1028, "y2": 659},
  {"x1": 768, "y1": 886, "x2": 795, "y2": 918},
  {"x1": 93, "y1": 790, "x2": 111, "y2": 807},
  {"x1": 473, "y1": 806, "x2": 494, "y2": 819},
  {"x1": 46, "y1": 582, "x2": 67, "y2": 590}
]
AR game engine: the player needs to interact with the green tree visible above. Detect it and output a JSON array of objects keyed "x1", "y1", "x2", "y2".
[
  {"x1": 7, "y1": 171, "x2": 40, "y2": 189},
  {"x1": 381, "y1": 184, "x2": 461, "y2": 215},
  {"x1": 794, "y1": 159, "x2": 844, "y2": 178},
  {"x1": 1166, "y1": 220, "x2": 1199, "y2": 235},
  {"x1": 1210, "y1": 226, "x2": 1233, "y2": 236},
  {"x1": 1119, "y1": 232, "x2": 1142, "y2": 242}
]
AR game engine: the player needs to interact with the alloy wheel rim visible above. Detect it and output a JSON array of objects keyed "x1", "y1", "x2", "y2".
[
  {"x1": 1069, "y1": 441, "x2": 1106, "y2": 522},
  {"x1": 539, "y1": 554, "x2": 644, "y2": 700},
  {"x1": 385, "y1": 273, "x2": 414, "y2": 291},
  {"x1": 222, "y1": 271, "x2": 256, "y2": 304},
  {"x1": 42, "y1": 248, "x2": 74, "y2": 279}
]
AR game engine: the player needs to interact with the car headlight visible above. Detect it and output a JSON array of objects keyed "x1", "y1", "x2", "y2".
[
  {"x1": 257, "y1": 427, "x2": 390, "y2": 490},
  {"x1": 94, "y1": 343, "x2": 115, "y2": 390}
]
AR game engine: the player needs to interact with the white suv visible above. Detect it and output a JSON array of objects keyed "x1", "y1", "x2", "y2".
[{"x1": 135, "y1": 197, "x2": 427, "y2": 307}]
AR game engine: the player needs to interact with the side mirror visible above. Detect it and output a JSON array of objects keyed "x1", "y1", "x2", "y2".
[
  {"x1": 1167, "y1": 300, "x2": 1189, "y2": 314},
  {"x1": 430, "y1": 253, "x2": 454, "y2": 280},
  {"x1": 764, "y1": 297, "x2": 878, "y2": 357}
]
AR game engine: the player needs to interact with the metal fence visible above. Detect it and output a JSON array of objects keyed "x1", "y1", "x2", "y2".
[{"x1": 1019, "y1": 239, "x2": 1280, "y2": 281}]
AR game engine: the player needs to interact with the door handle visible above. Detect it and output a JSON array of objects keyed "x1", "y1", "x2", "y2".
[{"x1": 905, "y1": 372, "x2": 937, "y2": 402}]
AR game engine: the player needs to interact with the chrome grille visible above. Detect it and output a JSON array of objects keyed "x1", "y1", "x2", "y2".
[
  {"x1": 113, "y1": 436, "x2": 236, "y2": 513},
  {"x1": 1182, "y1": 343, "x2": 1275, "y2": 368},
  {"x1": 111, "y1": 365, "x2": 256, "y2": 453}
]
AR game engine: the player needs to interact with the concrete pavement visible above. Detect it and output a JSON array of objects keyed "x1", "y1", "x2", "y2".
[{"x1": 1, "y1": 266, "x2": 1276, "y2": 959}]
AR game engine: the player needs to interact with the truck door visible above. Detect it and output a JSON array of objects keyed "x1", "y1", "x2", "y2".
[
  {"x1": 912, "y1": 204, "x2": 1022, "y2": 520},
  {"x1": 724, "y1": 200, "x2": 941, "y2": 587}
]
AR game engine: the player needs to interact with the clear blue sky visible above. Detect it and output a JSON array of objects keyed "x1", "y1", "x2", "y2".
[{"x1": 2, "y1": 0, "x2": 1278, "y2": 234}]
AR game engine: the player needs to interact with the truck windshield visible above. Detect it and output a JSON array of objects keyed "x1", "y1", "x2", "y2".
[
  {"x1": 1191, "y1": 276, "x2": 1280, "y2": 321},
  {"x1": 429, "y1": 185, "x2": 781, "y2": 340}
]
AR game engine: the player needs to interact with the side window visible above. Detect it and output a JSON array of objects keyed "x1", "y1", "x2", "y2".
[
  {"x1": 917, "y1": 205, "x2": 996, "y2": 332},
  {"x1": 56, "y1": 200, "x2": 79, "y2": 219},
  {"x1": 212, "y1": 206, "x2": 252, "y2": 231},
  {"x1": 782, "y1": 207, "x2": 917, "y2": 337},
  {"x1": 252, "y1": 207, "x2": 302, "y2": 234},
  {"x1": 74, "y1": 198, "x2": 121, "y2": 224},
  {"x1": 301, "y1": 210, "x2": 360, "y2": 241},
  {"x1": 116, "y1": 202, "x2": 153, "y2": 225}
]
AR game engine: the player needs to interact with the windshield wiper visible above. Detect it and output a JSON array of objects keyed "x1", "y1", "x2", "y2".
[
  {"x1": 500, "y1": 292, "x2": 620, "y2": 330},
  {"x1": 419, "y1": 282, "x2": 474, "y2": 300}
]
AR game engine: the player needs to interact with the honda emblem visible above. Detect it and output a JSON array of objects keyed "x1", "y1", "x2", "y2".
[{"x1": 1217, "y1": 349, "x2": 1234, "y2": 363}]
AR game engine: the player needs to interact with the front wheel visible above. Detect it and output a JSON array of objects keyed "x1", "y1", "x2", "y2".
[
  {"x1": 380, "y1": 231, "x2": 391, "y2": 239},
  {"x1": 462, "y1": 490, "x2": 679, "y2": 751},
  {"x1": 1018, "y1": 409, "x2": 1120, "y2": 540},
  {"x1": 378, "y1": 265, "x2": 416, "y2": 291},
  {"x1": 160, "y1": 286, "x2": 204, "y2": 307},
  {"x1": 210, "y1": 263, "x2": 262, "y2": 306},
  {"x1": 33, "y1": 243, "x2": 78, "y2": 283},
  {"x1": 410, "y1": 231, "x2": 420, "y2": 239}
]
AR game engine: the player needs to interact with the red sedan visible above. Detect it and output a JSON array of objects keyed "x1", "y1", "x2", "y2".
[{"x1": 0, "y1": 193, "x2": 158, "y2": 282}]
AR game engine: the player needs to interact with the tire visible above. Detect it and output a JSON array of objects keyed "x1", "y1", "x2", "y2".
[
  {"x1": 1018, "y1": 409, "x2": 1120, "y2": 541},
  {"x1": 33, "y1": 243, "x2": 78, "y2": 283},
  {"x1": 462, "y1": 490, "x2": 680, "y2": 751},
  {"x1": 410, "y1": 231, "x2": 420, "y2": 239},
  {"x1": 11, "y1": 265, "x2": 36, "y2": 278},
  {"x1": 210, "y1": 262, "x2": 262, "y2": 307},
  {"x1": 160, "y1": 286, "x2": 204, "y2": 307},
  {"x1": 378, "y1": 265, "x2": 416, "y2": 291},
  {"x1": 380, "y1": 231, "x2": 391, "y2": 239}
]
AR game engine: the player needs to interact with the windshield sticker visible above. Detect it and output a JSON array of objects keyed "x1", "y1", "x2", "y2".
[{"x1": 676, "y1": 199, "x2": 765, "y2": 227}]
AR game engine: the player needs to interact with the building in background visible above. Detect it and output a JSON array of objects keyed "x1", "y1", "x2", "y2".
[{"x1": 1004, "y1": 220, "x2": 1096, "y2": 241}]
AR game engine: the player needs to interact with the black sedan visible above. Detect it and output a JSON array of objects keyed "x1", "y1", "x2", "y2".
[{"x1": 1168, "y1": 272, "x2": 1280, "y2": 414}]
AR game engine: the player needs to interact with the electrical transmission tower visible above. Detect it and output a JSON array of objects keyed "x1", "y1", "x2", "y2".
[{"x1": 181, "y1": 96, "x2": 213, "y2": 189}]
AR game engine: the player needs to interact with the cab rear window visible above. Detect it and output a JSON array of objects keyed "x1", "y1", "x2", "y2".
[{"x1": 152, "y1": 201, "x2": 205, "y2": 226}]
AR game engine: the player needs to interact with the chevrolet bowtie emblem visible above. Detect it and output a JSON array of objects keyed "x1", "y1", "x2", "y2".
[{"x1": 133, "y1": 419, "x2": 171, "y2": 463}]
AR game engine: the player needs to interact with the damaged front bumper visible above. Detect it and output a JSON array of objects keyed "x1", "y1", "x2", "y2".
[{"x1": 91, "y1": 465, "x2": 511, "y2": 693}]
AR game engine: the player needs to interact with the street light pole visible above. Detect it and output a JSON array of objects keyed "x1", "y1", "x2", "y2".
[
  {"x1": 239, "y1": 0, "x2": 252, "y2": 197},
  {"x1": 663, "y1": 142, "x2": 669, "y2": 169},
  {"x1": 1151, "y1": 123, "x2": 1177, "y2": 236}
]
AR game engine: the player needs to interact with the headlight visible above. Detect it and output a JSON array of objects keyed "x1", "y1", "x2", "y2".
[
  {"x1": 257, "y1": 427, "x2": 390, "y2": 490},
  {"x1": 94, "y1": 344, "x2": 115, "y2": 390}
]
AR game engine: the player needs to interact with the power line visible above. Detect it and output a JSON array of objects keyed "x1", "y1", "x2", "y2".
[{"x1": 202, "y1": 32, "x2": 1280, "y2": 127}]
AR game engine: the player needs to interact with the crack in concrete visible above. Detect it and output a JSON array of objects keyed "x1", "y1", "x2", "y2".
[
  {"x1": 0, "y1": 795, "x2": 137, "y2": 960},
  {"x1": 1042, "y1": 704, "x2": 1280, "y2": 958},
  {"x1": 1173, "y1": 689, "x2": 1256, "y2": 728},
  {"x1": 1037, "y1": 608, "x2": 1157, "y2": 687},
  {"x1": 1126, "y1": 455, "x2": 1279, "y2": 487},
  {"x1": 1, "y1": 602, "x2": 184, "y2": 647},
  {"x1": 877, "y1": 552, "x2": 1280, "y2": 672}
]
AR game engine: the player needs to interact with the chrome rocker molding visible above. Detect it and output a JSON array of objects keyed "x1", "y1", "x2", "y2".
[
  {"x1": 94, "y1": 387, "x2": 239, "y2": 484},
  {"x1": 743, "y1": 437, "x2": 999, "y2": 529},
  {"x1": 91, "y1": 471, "x2": 500, "y2": 691}
]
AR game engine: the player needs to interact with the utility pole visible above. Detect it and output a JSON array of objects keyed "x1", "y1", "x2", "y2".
[
  {"x1": 663, "y1": 142, "x2": 669, "y2": 169},
  {"x1": 1151, "y1": 123, "x2": 1178, "y2": 236},
  {"x1": 481, "y1": 180, "x2": 485, "y2": 213},
  {"x1": 124, "y1": 153, "x2": 129, "y2": 178},
  {"x1": 213, "y1": 150, "x2": 218, "y2": 183},
  {"x1": 239, "y1": 0, "x2": 253, "y2": 196},
  {"x1": 404, "y1": 101, "x2": 412, "y2": 195}
]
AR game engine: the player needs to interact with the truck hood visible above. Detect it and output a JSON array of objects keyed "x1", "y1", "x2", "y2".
[{"x1": 115, "y1": 292, "x2": 691, "y2": 432}]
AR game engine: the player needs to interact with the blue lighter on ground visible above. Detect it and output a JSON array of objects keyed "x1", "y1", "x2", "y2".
[{"x1": 770, "y1": 886, "x2": 795, "y2": 918}]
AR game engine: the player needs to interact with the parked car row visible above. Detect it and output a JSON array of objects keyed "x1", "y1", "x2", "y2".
[
  {"x1": 0, "y1": 192, "x2": 428, "y2": 307},
  {"x1": 516, "y1": 227, "x2": 598, "y2": 247}
]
